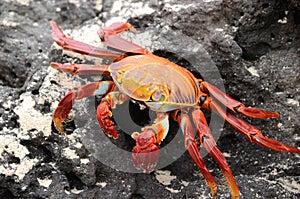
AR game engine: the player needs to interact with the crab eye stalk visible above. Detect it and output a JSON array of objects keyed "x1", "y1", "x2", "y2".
[{"x1": 151, "y1": 89, "x2": 166, "y2": 102}]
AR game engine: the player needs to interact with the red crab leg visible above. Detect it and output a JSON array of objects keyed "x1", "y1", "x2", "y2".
[
  {"x1": 50, "y1": 62, "x2": 110, "y2": 76},
  {"x1": 53, "y1": 81, "x2": 115, "y2": 134},
  {"x1": 96, "y1": 91, "x2": 129, "y2": 139},
  {"x1": 98, "y1": 22, "x2": 150, "y2": 54},
  {"x1": 204, "y1": 97, "x2": 300, "y2": 154},
  {"x1": 199, "y1": 81, "x2": 279, "y2": 119},
  {"x1": 172, "y1": 111, "x2": 218, "y2": 197},
  {"x1": 131, "y1": 113, "x2": 169, "y2": 173},
  {"x1": 50, "y1": 21, "x2": 126, "y2": 61},
  {"x1": 191, "y1": 108, "x2": 240, "y2": 198}
]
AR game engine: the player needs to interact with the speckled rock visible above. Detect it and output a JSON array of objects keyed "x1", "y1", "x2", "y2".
[{"x1": 0, "y1": 0, "x2": 299, "y2": 198}]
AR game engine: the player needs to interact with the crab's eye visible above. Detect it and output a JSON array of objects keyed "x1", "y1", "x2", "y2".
[{"x1": 151, "y1": 89, "x2": 166, "y2": 101}]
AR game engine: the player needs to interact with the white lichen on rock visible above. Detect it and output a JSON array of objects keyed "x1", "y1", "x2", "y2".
[
  {"x1": 155, "y1": 170, "x2": 176, "y2": 186},
  {"x1": 37, "y1": 177, "x2": 52, "y2": 188},
  {"x1": 109, "y1": 0, "x2": 155, "y2": 19},
  {"x1": 3, "y1": 0, "x2": 31, "y2": 6},
  {"x1": 0, "y1": 134, "x2": 39, "y2": 180},
  {"x1": 14, "y1": 93, "x2": 52, "y2": 137},
  {"x1": 62, "y1": 148, "x2": 79, "y2": 159},
  {"x1": 245, "y1": 66, "x2": 260, "y2": 77},
  {"x1": 96, "y1": 181, "x2": 107, "y2": 188}
]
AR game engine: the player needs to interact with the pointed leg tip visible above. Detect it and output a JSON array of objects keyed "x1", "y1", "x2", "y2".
[
  {"x1": 253, "y1": 133, "x2": 300, "y2": 154},
  {"x1": 50, "y1": 62, "x2": 62, "y2": 71},
  {"x1": 231, "y1": 195, "x2": 241, "y2": 199},
  {"x1": 210, "y1": 186, "x2": 218, "y2": 198},
  {"x1": 49, "y1": 21, "x2": 60, "y2": 32},
  {"x1": 129, "y1": 26, "x2": 138, "y2": 33},
  {"x1": 49, "y1": 20, "x2": 55, "y2": 27},
  {"x1": 237, "y1": 106, "x2": 280, "y2": 119},
  {"x1": 271, "y1": 111, "x2": 280, "y2": 118},
  {"x1": 262, "y1": 110, "x2": 280, "y2": 118},
  {"x1": 50, "y1": 62, "x2": 59, "y2": 66},
  {"x1": 49, "y1": 20, "x2": 56, "y2": 25},
  {"x1": 289, "y1": 146, "x2": 300, "y2": 154}
]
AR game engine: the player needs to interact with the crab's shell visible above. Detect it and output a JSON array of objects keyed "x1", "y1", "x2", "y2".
[{"x1": 109, "y1": 55, "x2": 201, "y2": 112}]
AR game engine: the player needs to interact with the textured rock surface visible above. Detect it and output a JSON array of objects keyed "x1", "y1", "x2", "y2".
[{"x1": 0, "y1": 0, "x2": 299, "y2": 198}]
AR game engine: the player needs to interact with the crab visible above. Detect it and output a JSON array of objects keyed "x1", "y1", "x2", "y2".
[{"x1": 49, "y1": 21, "x2": 300, "y2": 198}]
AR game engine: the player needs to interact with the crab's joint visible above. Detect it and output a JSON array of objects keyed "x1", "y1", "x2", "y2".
[
  {"x1": 249, "y1": 133, "x2": 257, "y2": 142},
  {"x1": 233, "y1": 105, "x2": 240, "y2": 112},
  {"x1": 100, "y1": 34, "x2": 105, "y2": 42},
  {"x1": 174, "y1": 110, "x2": 181, "y2": 120},
  {"x1": 197, "y1": 80, "x2": 202, "y2": 87},
  {"x1": 73, "y1": 66, "x2": 78, "y2": 73},
  {"x1": 98, "y1": 22, "x2": 133, "y2": 42},
  {"x1": 200, "y1": 135, "x2": 210, "y2": 145},
  {"x1": 199, "y1": 95, "x2": 207, "y2": 106}
]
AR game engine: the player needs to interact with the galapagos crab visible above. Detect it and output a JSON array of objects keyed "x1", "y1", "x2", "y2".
[{"x1": 49, "y1": 21, "x2": 300, "y2": 198}]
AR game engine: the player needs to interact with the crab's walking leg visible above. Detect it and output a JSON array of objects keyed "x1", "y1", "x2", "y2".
[
  {"x1": 131, "y1": 113, "x2": 169, "y2": 173},
  {"x1": 204, "y1": 97, "x2": 300, "y2": 154},
  {"x1": 50, "y1": 21, "x2": 125, "y2": 61},
  {"x1": 53, "y1": 81, "x2": 115, "y2": 134},
  {"x1": 50, "y1": 62, "x2": 110, "y2": 76},
  {"x1": 199, "y1": 81, "x2": 279, "y2": 119},
  {"x1": 172, "y1": 111, "x2": 218, "y2": 197},
  {"x1": 96, "y1": 91, "x2": 129, "y2": 139},
  {"x1": 98, "y1": 22, "x2": 150, "y2": 54},
  {"x1": 191, "y1": 108, "x2": 240, "y2": 198}
]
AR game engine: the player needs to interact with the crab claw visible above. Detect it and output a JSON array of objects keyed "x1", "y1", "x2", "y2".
[
  {"x1": 132, "y1": 129, "x2": 160, "y2": 173},
  {"x1": 53, "y1": 91, "x2": 75, "y2": 134},
  {"x1": 96, "y1": 99, "x2": 119, "y2": 139}
]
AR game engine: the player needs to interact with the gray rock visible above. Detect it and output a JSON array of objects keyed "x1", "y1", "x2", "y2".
[{"x1": 0, "y1": 0, "x2": 299, "y2": 198}]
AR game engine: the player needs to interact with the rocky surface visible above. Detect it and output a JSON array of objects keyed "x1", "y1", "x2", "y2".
[{"x1": 0, "y1": 0, "x2": 299, "y2": 198}]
